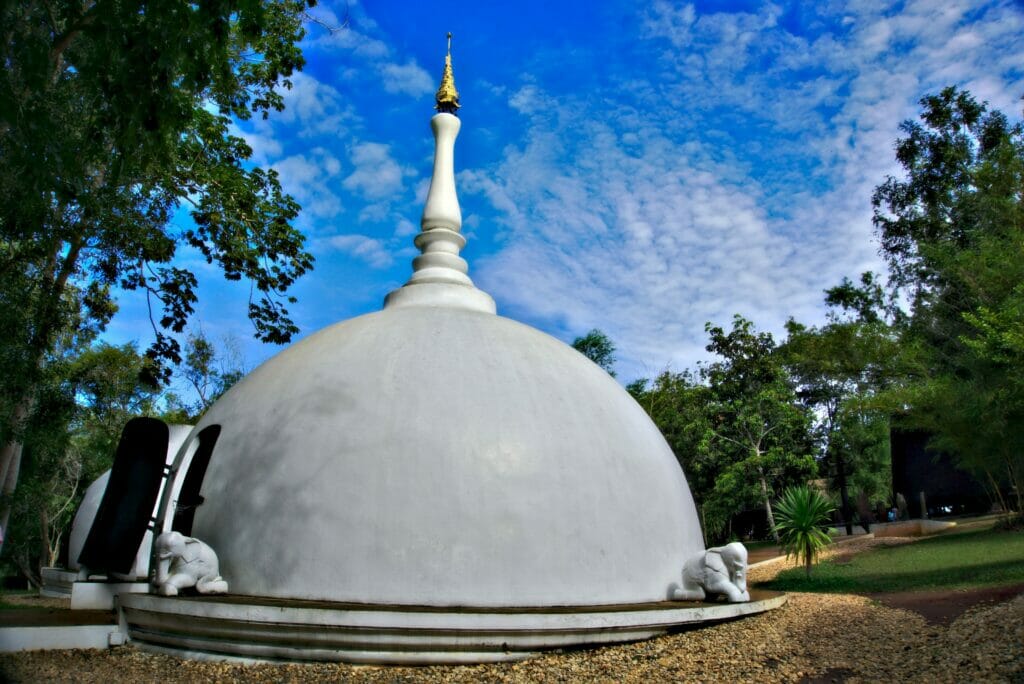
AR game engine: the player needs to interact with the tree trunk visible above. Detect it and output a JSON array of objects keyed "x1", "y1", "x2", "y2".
[
  {"x1": 835, "y1": 450, "x2": 853, "y2": 535},
  {"x1": 984, "y1": 468, "x2": 1008, "y2": 516},
  {"x1": 758, "y1": 466, "x2": 779, "y2": 542},
  {"x1": 0, "y1": 400, "x2": 30, "y2": 554},
  {"x1": 39, "y1": 507, "x2": 52, "y2": 574},
  {"x1": 14, "y1": 555, "x2": 42, "y2": 589},
  {"x1": 0, "y1": 237, "x2": 83, "y2": 554},
  {"x1": 1007, "y1": 455, "x2": 1024, "y2": 522}
]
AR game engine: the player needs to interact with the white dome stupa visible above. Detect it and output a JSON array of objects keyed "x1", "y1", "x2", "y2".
[{"x1": 118, "y1": 36, "x2": 784, "y2": 663}]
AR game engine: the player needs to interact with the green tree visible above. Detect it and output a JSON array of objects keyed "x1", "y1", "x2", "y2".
[
  {"x1": 572, "y1": 329, "x2": 617, "y2": 376},
  {"x1": 700, "y1": 316, "x2": 817, "y2": 542},
  {"x1": 2, "y1": 376, "x2": 78, "y2": 585},
  {"x1": 0, "y1": 1, "x2": 316, "y2": 549},
  {"x1": 782, "y1": 277, "x2": 900, "y2": 533},
  {"x1": 3, "y1": 342, "x2": 160, "y2": 585},
  {"x1": 69, "y1": 344, "x2": 163, "y2": 480},
  {"x1": 871, "y1": 87, "x2": 1024, "y2": 517},
  {"x1": 628, "y1": 319, "x2": 816, "y2": 543},
  {"x1": 163, "y1": 330, "x2": 247, "y2": 421}
]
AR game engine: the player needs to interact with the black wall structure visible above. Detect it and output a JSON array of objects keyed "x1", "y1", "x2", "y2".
[
  {"x1": 890, "y1": 428, "x2": 991, "y2": 518},
  {"x1": 78, "y1": 417, "x2": 170, "y2": 575}
]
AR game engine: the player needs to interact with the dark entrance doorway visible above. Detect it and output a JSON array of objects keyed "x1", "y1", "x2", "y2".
[{"x1": 172, "y1": 425, "x2": 221, "y2": 535}]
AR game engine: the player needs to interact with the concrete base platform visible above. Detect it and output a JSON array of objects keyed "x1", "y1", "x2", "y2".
[
  {"x1": 40, "y1": 568, "x2": 151, "y2": 610},
  {"x1": 40, "y1": 567, "x2": 77, "y2": 599},
  {"x1": 119, "y1": 590, "x2": 786, "y2": 664},
  {"x1": 71, "y1": 581, "x2": 150, "y2": 610},
  {"x1": 0, "y1": 608, "x2": 120, "y2": 653}
]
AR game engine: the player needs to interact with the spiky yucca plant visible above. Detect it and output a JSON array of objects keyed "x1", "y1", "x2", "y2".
[{"x1": 774, "y1": 485, "x2": 835, "y2": 577}]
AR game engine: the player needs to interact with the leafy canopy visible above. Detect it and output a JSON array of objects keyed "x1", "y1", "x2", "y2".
[
  {"x1": 0, "y1": 0, "x2": 318, "y2": 555},
  {"x1": 0, "y1": 0, "x2": 316, "y2": 387},
  {"x1": 870, "y1": 87, "x2": 1024, "y2": 515},
  {"x1": 572, "y1": 329, "x2": 617, "y2": 376},
  {"x1": 629, "y1": 316, "x2": 816, "y2": 543},
  {"x1": 781, "y1": 284, "x2": 900, "y2": 530}
]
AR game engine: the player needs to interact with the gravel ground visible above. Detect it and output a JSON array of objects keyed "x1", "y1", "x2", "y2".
[{"x1": 3, "y1": 538, "x2": 1022, "y2": 683}]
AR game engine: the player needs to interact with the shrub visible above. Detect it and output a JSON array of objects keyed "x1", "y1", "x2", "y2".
[{"x1": 774, "y1": 485, "x2": 835, "y2": 577}]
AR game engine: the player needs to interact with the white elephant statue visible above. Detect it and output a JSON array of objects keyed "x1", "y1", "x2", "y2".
[
  {"x1": 670, "y1": 541, "x2": 750, "y2": 602},
  {"x1": 152, "y1": 531, "x2": 229, "y2": 596}
]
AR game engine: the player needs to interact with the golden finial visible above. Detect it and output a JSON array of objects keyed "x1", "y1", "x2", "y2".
[{"x1": 435, "y1": 32, "x2": 460, "y2": 114}]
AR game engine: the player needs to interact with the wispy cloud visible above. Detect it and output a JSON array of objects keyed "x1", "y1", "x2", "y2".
[
  {"x1": 273, "y1": 72, "x2": 357, "y2": 138},
  {"x1": 303, "y1": 2, "x2": 435, "y2": 102},
  {"x1": 465, "y1": 0, "x2": 1024, "y2": 379},
  {"x1": 319, "y1": 233, "x2": 394, "y2": 269},
  {"x1": 273, "y1": 149, "x2": 344, "y2": 222},
  {"x1": 103, "y1": 1, "x2": 1022, "y2": 382},
  {"x1": 343, "y1": 142, "x2": 413, "y2": 201},
  {"x1": 379, "y1": 61, "x2": 434, "y2": 97}
]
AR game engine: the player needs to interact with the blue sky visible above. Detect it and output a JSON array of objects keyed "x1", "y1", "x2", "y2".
[{"x1": 103, "y1": 0, "x2": 1024, "y2": 384}]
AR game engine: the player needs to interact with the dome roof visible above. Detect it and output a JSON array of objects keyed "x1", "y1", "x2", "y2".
[
  {"x1": 180, "y1": 305, "x2": 703, "y2": 606},
  {"x1": 154, "y1": 58, "x2": 705, "y2": 610}
]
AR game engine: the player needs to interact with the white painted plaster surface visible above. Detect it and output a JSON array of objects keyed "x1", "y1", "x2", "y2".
[
  {"x1": 383, "y1": 279, "x2": 495, "y2": 313},
  {"x1": 40, "y1": 568, "x2": 76, "y2": 598},
  {"x1": 167, "y1": 306, "x2": 704, "y2": 607},
  {"x1": 420, "y1": 113, "x2": 462, "y2": 233},
  {"x1": 70, "y1": 581, "x2": 150, "y2": 610},
  {"x1": 384, "y1": 113, "x2": 494, "y2": 313},
  {"x1": 0, "y1": 625, "x2": 118, "y2": 653}
]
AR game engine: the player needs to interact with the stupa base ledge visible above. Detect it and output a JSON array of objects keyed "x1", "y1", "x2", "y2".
[
  {"x1": 117, "y1": 590, "x2": 786, "y2": 664},
  {"x1": 383, "y1": 281, "x2": 496, "y2": 313}
]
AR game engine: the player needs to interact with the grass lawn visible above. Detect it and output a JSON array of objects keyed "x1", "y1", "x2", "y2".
[{"x1": 760, "y1": 527, "x2": 1024, "y2": 594}]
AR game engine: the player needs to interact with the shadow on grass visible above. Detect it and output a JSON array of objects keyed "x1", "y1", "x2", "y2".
[{"x1": 760, "y1": 558, "x2": 1024, "y2": 594}]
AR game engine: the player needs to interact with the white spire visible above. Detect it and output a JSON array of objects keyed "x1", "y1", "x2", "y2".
[{"x1": 383, "y1": 36, "x2": 495, "y2": 314}]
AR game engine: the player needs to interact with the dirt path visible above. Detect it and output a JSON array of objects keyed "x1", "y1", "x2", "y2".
[{"x1": 868, "y1": 582, "x2": 1024, "y2": 625}]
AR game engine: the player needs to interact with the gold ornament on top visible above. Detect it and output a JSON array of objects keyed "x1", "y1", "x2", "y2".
[{"x1": 435, "y1": 32, "x2": 461, "y2": 113}]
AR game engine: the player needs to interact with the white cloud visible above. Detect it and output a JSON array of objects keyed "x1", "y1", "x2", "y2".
[
  {"x1": 379, "y1": 60, "x2": 434, "y2": 97},
  {"x1": 320, "y1": 234, "x2": 393, "y2": 268},
  {"x1": 302, "y1": 2, "x2": 435, "y2": 102},
  {"x1": 302, "y1": 4, "x2": 390, "y2": 61},
  {"x1": 273, "y1": 151, "x2": 344, "y2": 221},
  {"x1": 467, "y1": 108, "x2": 820, "y2": 376},
  {"x1": 394, "y1": 218, "x2": 418, "y2": 237},
  {"x1": 273, "y1": 72, "x2": 357, "y2": 137},
  {"x1": 229, "y1": 125, "x2": 282, "y2": 166},
  {"x1": 343, "y1": 142, "x2": 411, "y2": 200}
]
